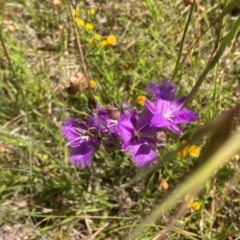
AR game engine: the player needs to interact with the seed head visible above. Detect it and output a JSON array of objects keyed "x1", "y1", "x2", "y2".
[
  {"x1": 183, "y1": 0, "x2": 193, "y2": 6},
  {"x1": 159, "y1": 178, "x2": 169, "y2": 190},
  {"x1": 65, "y1": 72, "x2": 88, "y2": 96},
  {"x1": 155, "y1": 131, "x2": 167, "y2": 144}
]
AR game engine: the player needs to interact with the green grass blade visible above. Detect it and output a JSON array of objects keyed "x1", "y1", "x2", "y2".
[
  {"x1": 171, "y1": 1, "x2": 195, "y2": 82},
  {"x1": 185, "y1": 13, "x2": 240, "y2": 105},
  {"x1": 127, "y1": 104, "x2": 240, "y2": 239}
]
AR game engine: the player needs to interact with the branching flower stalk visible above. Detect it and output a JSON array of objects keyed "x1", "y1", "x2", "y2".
[{"x1": 69, "y1": 3, "x2": 92, "y2": 95}]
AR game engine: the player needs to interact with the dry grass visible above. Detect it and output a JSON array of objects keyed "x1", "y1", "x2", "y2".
[{"x1": 0, "y1": 0, "x2": 240, "y2": 239}]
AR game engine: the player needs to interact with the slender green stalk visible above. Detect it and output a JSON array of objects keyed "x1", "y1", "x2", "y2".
[
  {"x1": 185, "y1": 14, "x2": 240, "y2": 105},
  {"x1": 176, "y1": 0, "x2": 240, "y2": 83},
  {"x1": 171, "y1": 1, "x2": 195, "y2": 82}
]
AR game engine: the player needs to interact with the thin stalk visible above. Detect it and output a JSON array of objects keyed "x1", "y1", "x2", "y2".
[
  {"x1": 172, "y1": 1, "x2": 195, "y2": 82},
  {"x1": 175, "y1": 0, "x2": 239, "y2": 83},
  {"x1": 68, "y1": 3, "x2": 92, "y2": 95},
  {"x1": 185, "y1": 13, "x2": 240, "y2": 106},
  {"x1": 0, "y1": 31, "x2": 34, "y2": 113}
]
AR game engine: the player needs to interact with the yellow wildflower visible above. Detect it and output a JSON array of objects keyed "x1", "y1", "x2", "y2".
[
  {"x1": 93, "y1": 95, "x2": 99, "y2": 101},
  {"x1": 106, "y1": 34, "x2": 117, "y2": 46},
  {"x1": 88, "y1": 8, "x2": 96, "y2": 15},
  {"x1": 89, "y1": 80, "x2": 97, "y2": 88},
  {"x1": 85, "y1": 23, "x2": 94, "y2": 31},
  {"x1": 76, "y1": 18, "x2": 85, "y2": 27},
  {"x1": 188, "y1": 145, "x2": 200, "y2": 157},
  {"x1": 177, "y1": 148, "x2": 187, "y2": 158},
  {"x1": 101, "y1": 40, "x2": 108, "y2": 47},
  {"x1": 184, "y1": 195, "x2": 201, "y2": 210},
  {"x1": 177, "y1": 141, "x2": 200, "y2": 158},
  {"x1": 136, "y1": 95, "x2": 146, "y2": 106},
  {"x1": 94, "y1": 33, "x2": 101, "y2": 41},
  {"x1": 191, "y1": 202, "x2": 201, "y2": 211},
  {"x1": 88, "y1": 33, "x2": 101, "y2": 44}
]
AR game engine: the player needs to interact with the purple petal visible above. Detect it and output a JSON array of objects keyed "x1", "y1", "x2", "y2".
[
  {"x1": 128, "y1": 140, "x2": 158, "y2": 169},
  {"x1": 130, "y1": 109, "x2": 138, "y2": 126},
  {"x1": 88, "y1": 116, "x2": 106, "y2": 132},
  {"x1": 96, "y1": 106, "x2": 118, "y2": 133},
  {"x1": 147, "y1": 80, "x2": 176, "y2": 100},
  {"x1": 69, "y1": 140, "x2": 98, "y2": 168},
  {"x1": 174, "y1": 108, "x2": 198, "y2": 124},
  {"x1": 66, "y1": 138, "x2": 81, "y2": 147},
  {"x1": 136, "y1": 107, "x2": 153, "y2": 130},
  {"x1": 176, "y1": 96, "x2": 186, "y2": 106},
  {"x1": 62, "y1": 118, "x2": 86, "y2": 141},
  {"x1": 95, "y1": 106, "x2": 109, "y2": 122},
  {"x1": 145, "y1": 99, "x2": 156, "y2": 113},
  {"x1": 88, "y1": 116, "x2": 99, "y2": 127},
  {"x1": 126, "y1": 137, "x2": 140, "y2": 155},
  {"x1": 117, "y1": 110, "x2": 137, "y2": 145},
  {"x1": 141, "y1": 135, "x2": 157, "y2": 145},
  {"x1": 156, "y1": 99, "x2": 176, "y2": 112},
  {"x1": 168, "y1": 124, "x2": 182, "y2": 134},
  {"x1": 122, "y1": 101, "x2": 132, "y2": 114},
  {"x1": 151, "y1": 113, "x2": 170, "y2": 128},
  {"x1": 138, "y1": 109, "x2": 158, "y2": 136},
  {"x1": 151, "y1": 113, "x2": 183, "y2": 134}
]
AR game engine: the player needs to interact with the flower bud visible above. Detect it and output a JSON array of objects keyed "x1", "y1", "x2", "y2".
[
  {"x1": 159, "y1": 178, "x2": 169, "y2": 190},
  {"x1": 106, "y1": 106, "x2": 121, "y2": 120},
  {"x1": 64, "y1": 72, "x2": 88, "y2": 95},
  {"x1": 155, "y1": 131, "x2": 167, "y2": 144},
  {"x1": 53, "y1": 0, "x2": 61, "y2": 6},
  {"x1": 183, "y1": 0, "x2": 193, "y2": 6},
  {"x1": 196, "y1": 5, "x2": 205, "y2": 13}
]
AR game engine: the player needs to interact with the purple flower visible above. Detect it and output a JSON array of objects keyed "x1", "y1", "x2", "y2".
[
  {"x1": 147, "y1": 80, "x2": 176, "y2": 100},
  {"x1": 94, "y1": 103, "x2": 132, "y2": 134},
  {"x1": 117, "y1": 108, "x2": 159, "y2": 169},
  {"x1": 145, "y1": 81, "x2": 198, "y2": 134},
  {"x1": 61, "y1": 80, "x2": 197, "y2": 170},
  {"x1": 95, "y1": 105, "x2": 119, "y2": 134},
  {"x1": 62, "y1": 117, "x2": 101, "y2": 167},
  {"x1": 145, "y1": 97, "x2": 198, "y2": 134}
]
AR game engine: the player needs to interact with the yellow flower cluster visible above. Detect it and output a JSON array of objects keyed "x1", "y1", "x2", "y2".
[
  {"x1": 177, "y1": 141, "x2": 200, "y2": 158},
  {"x1": 191, "y1": 202, "x2": 201, "y2": 211},
  {"x1": 89, "y1": 80, "x2": 97, "y2": 88},
  {"x1": 88, "y1": 8, "x2": 96, "y2": 15},
  {"x1": 71, "y1": 8, "x2": 117, "y2": 48},
  {"x1": 72, "y1": 8, "x2": 94, "y2": 31},
  {"x1": 101, "y1": 34, "x2": 117, "y2": 47},
  {"x1": 136, "y1": 95, "x2": 146, "y2": 106},
  {"x1": 184, "y1": 195, "x2": 201, "y2": 211}
]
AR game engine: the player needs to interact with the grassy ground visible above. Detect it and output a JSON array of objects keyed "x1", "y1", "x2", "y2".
[{"x1": 0, "y1": 0, "x2": 240, "y2": 239}]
